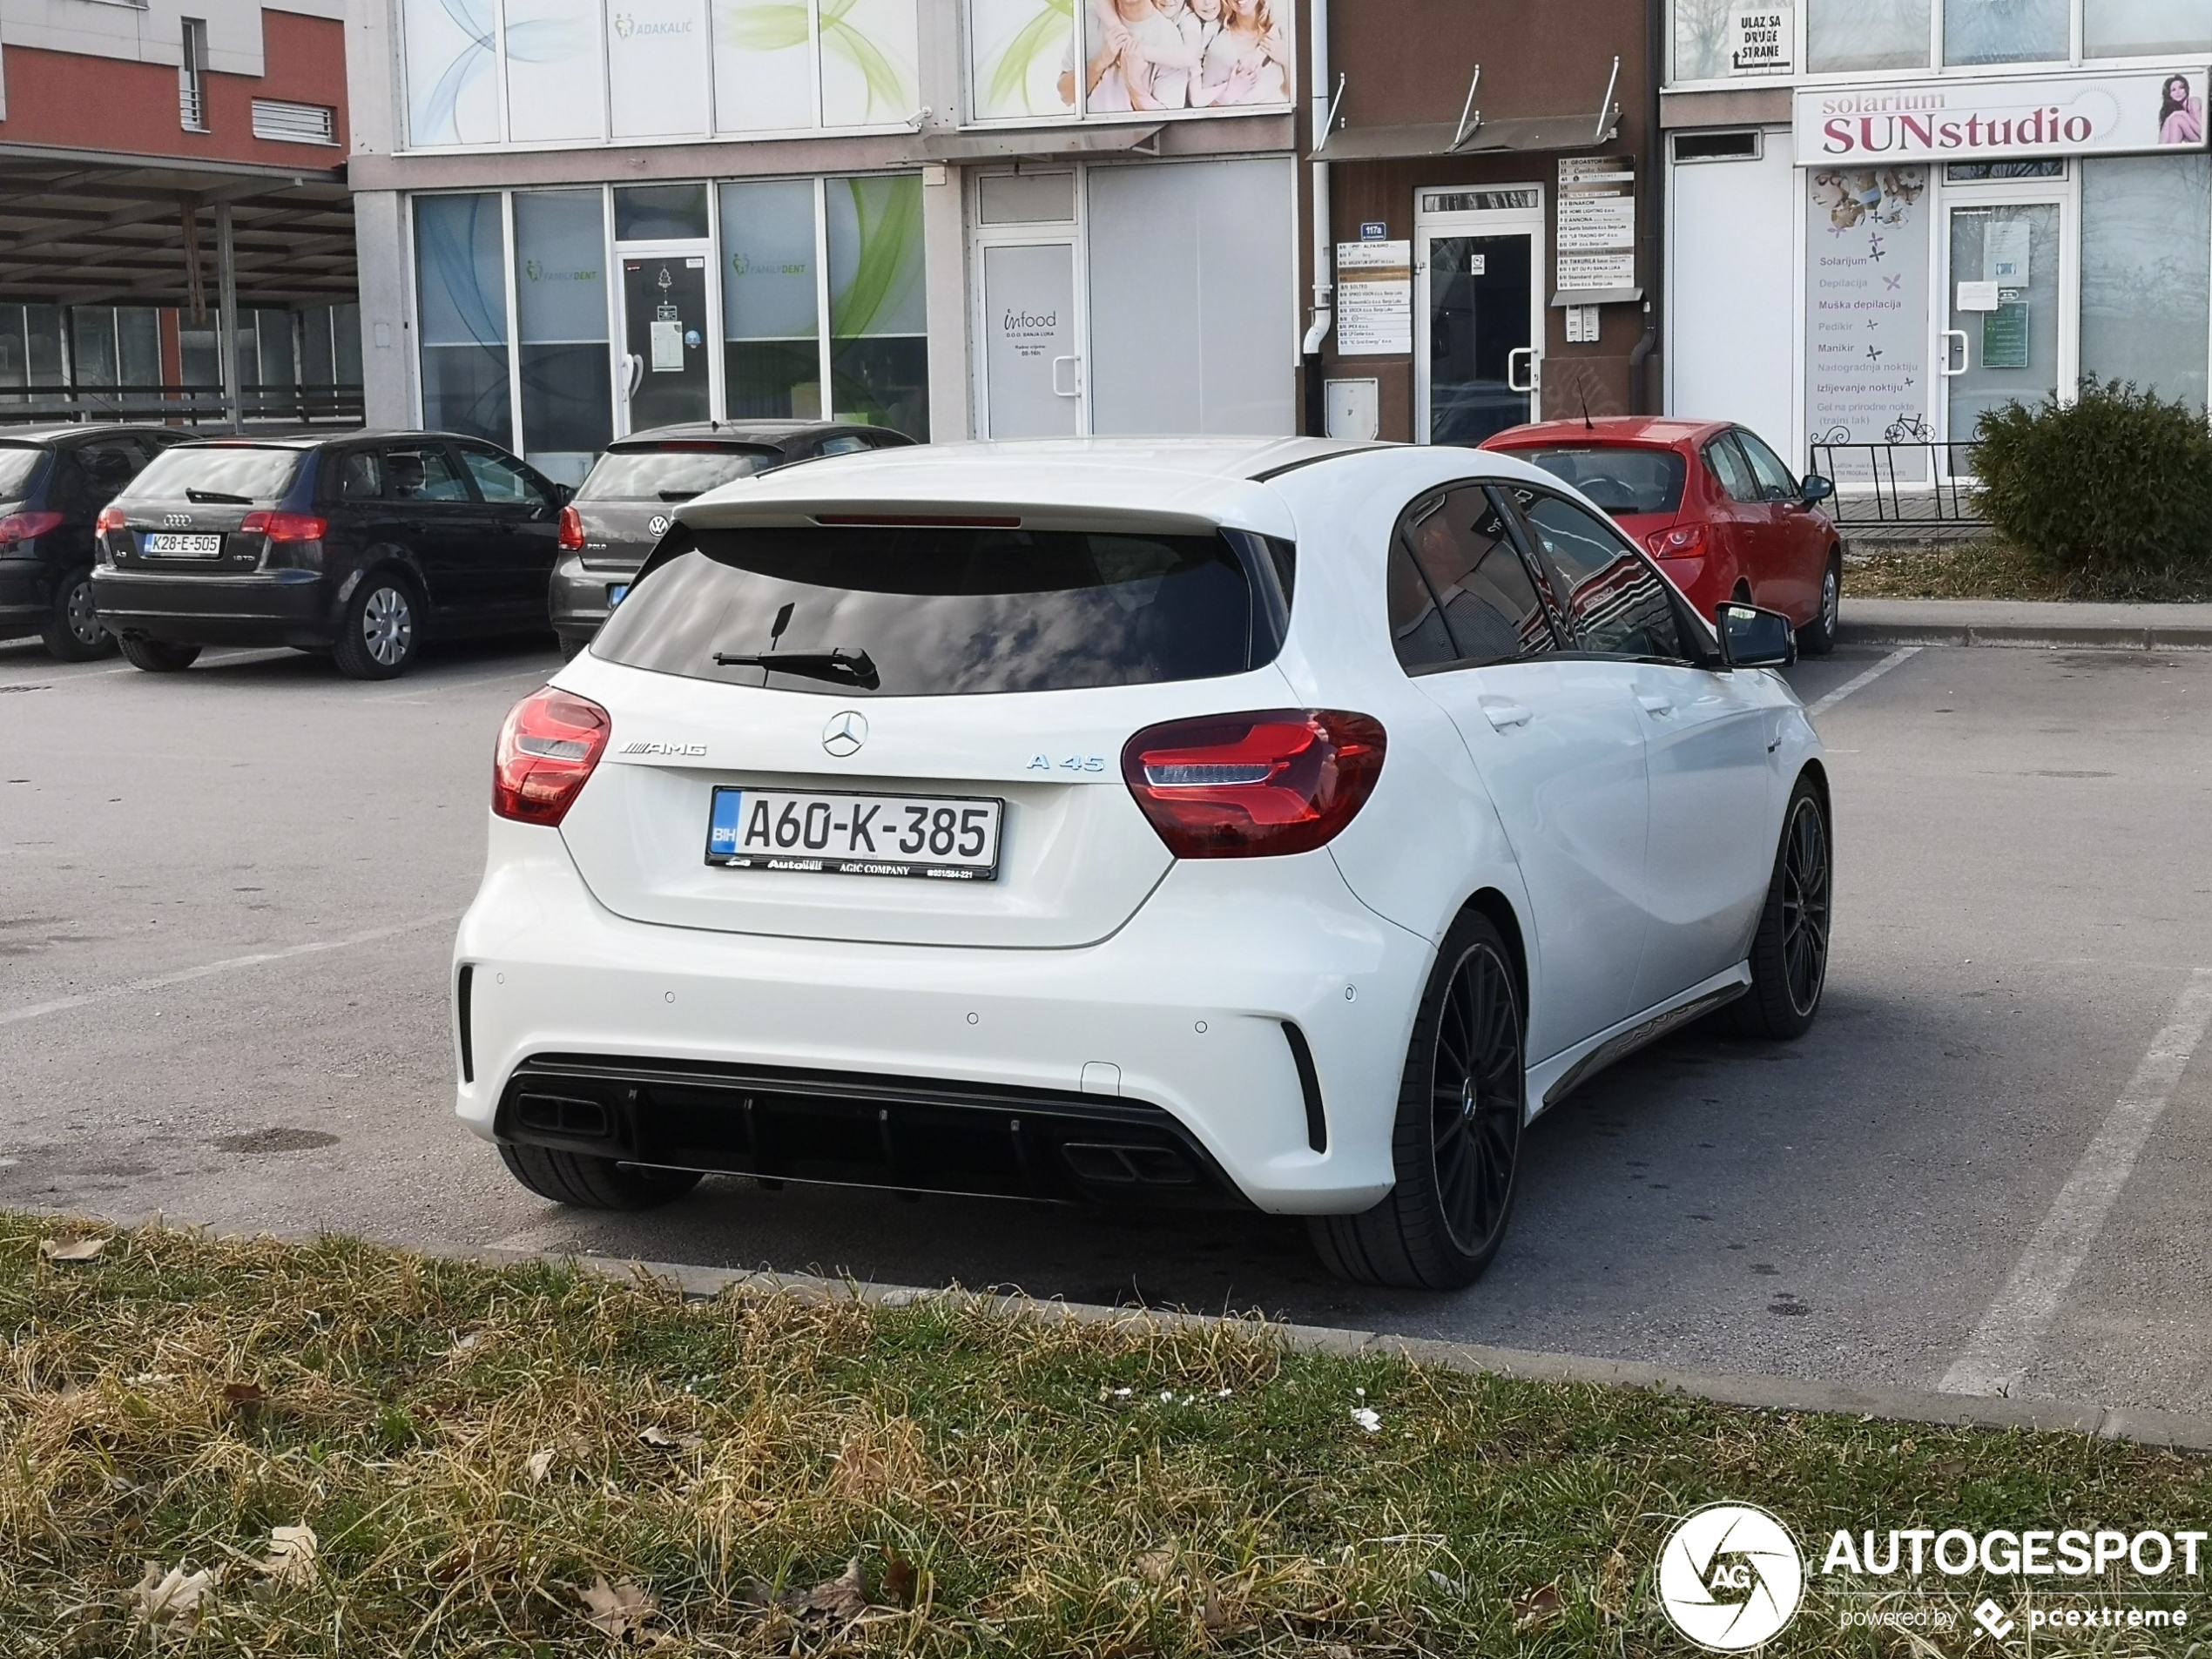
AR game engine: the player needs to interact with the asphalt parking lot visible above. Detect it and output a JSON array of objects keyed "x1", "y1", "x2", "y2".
[{"x1": 3, "y1": 632, "x2": 2209, "y2": 1414}]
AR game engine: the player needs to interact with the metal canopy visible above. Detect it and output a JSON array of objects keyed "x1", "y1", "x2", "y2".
[{"x1": 0, "y1": 148, "x2": 354, "y2": 310}]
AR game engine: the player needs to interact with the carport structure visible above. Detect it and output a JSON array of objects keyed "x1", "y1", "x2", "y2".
[{"x1": 0, "y1": 151, "x2": 358, "y2": 428}]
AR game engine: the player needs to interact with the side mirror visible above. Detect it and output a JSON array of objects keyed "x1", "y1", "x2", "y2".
[
  {"x1": 1800, "y1": 474, "x2": 1835, "y2": 507},
  {"x1": 1717, "y1": 601, "x2": 1797, "y2": 670}
]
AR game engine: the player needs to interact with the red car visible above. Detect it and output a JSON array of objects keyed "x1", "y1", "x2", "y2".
[{"x1": 1481, "y1": 416, "x2": 1843, "y2": 656}]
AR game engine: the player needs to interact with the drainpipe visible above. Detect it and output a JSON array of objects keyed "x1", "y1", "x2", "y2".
[
  {"x1": 1625, "y1": 0, "x2": 1664, "y2": 414},
  {"x1": 1300, "y1": 0, "x2": 1332, "y2": 435}
]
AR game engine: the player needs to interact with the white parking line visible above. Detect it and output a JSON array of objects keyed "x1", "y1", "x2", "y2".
[
  {"x1": 0, "y1": 913, "x2": 456, "y2": 1028},
  {"x1": 1938, "y1": 968, "x2": 2212, "y2": 1397},
  {"x1": 0, "y1": 646, "x2": 298, "y2": 690},
  {"x1": 1805, "y1": 645, "x2": 1922, "y2": 719}
]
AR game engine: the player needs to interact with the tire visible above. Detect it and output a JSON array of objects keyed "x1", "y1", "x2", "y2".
[
  {"x1": 42, "y1": 567, "x2": 114, "y2": 662},
  {"x1": 1797, "y1": 550, "x2": 1842, "y2": 658},
  {"x1": 1309, "y1": 911, "x2": 1526, "y2": 1291},
  {"x1": 333, "y1": 571, "x2": 421, "y2": 681},
  {"x1": 498, "y1": 1143, "x2": 703, "y2": 1211},
  {"x1": 1727, "y1": 776, "x2": 1832, "y2": 1041},
  {"x1": 556, "y1": 632, "x2": 587, "y2": 662},
  {"x1": 118, "y1": 636, "x2": 200, "y2": 672}
]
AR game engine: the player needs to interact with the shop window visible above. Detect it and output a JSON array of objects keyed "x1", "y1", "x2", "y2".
[
  {"x1": 1946, "y1": 159, "x2": 2066, "y2": 180},
  {"x1": 2087, "y1": 0, "x2": 2212, "y2": 55},
  {"x1": 414, "y1": 194, "x2": 514, "y2": 446},
  {"x1": 516, "y1": 190, "x2": 614, "y2": 485},
  {"x1": 720, "y1": 179, "x2": 822, "y2": 419},
  {"x1": 2081, "y1": 153, "x2": 2211, "y2": 412},
  {"x1": 826, "y1": 175, "x2": 928, "y2": 438},
  {"x1": 505, "y1": 0, "x2": 607, "y2": 143},
  {"x1": 1944, "y1": 0, "x2": 2067, "y2": 64},
  {"x1": 402, "y1": 0, "x2": 500, "y2": 145},
  {"x1": 617, "y1": 185, "x2": 711, "y2": 242},
  {"x1": 607, "y1": 0, "x2": 711, "y2": 138},
  {"x1": 710, "y1": 0, "x2": 918, "y2": 132},
  {"x1": 1672, "y1": 0, "x2": 1730, "y2": 81},
  {"x1": 979, "y1": 170, "x2": 1076, "y2": 222},
  {"x1": 69, "y1": 308, "x2": 119, "y2": 388},
  {"x1": 1807, "y1": 0, "x2": 1931, "y2": 71}
]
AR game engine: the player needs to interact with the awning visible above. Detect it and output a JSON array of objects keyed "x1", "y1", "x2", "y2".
[
  {"x1": 909, "y1": 125, "x2": 1164, "y2": 163},
  {"x1": 1313, "y1": 112, "x2": 1620, "y2": 161}
]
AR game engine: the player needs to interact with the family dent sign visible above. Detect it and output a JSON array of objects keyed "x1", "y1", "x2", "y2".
[{"x1": 1795, "y1": 68, "x2": 2208, "y2": 163}]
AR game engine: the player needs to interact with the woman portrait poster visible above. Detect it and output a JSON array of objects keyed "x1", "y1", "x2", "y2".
[
  {"x1": 2157, "y1": 72, "x2": 2203, "y2": 146},
  {"x1": 1061, "y1": 0, "x2": 1289, "y2": 111}
]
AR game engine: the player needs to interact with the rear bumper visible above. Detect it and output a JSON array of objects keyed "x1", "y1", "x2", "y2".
[
  {"x1": 550, "y1": 556, "x2": 635, "y2": 639},
  {"x1": 0, "y1": 556, "x2": 53, "y2": 625},
  {"x1": 90, "y1": 565, "x2": 335, "y2": 649},
  {"x1": 453, "y1": 817, "x2": 1433, "y2": 1214}
]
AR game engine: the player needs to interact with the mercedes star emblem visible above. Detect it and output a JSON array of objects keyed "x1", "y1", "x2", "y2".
[{"x1": 822, "y1": 711, "x2": 868, "y2": 757}]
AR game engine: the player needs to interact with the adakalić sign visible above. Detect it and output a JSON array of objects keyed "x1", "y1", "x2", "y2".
[{"x1": 1796, "y1": 68, "x2": 2209, "y2": 162}]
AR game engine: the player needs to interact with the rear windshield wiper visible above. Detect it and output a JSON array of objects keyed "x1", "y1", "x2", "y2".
[
  {"x1": 711, "y1": 646, "x2": 880, "y2": 690},
  {"x1": 185, "y1": 488, "x2": 253, "y2": 504}
]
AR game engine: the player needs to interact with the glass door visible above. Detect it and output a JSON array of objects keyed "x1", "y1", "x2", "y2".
[
  {"x1": 618, "y1": 250, "x2": 713, "y2": 434},
  {"x1": 977, "y1": 240, "x2": 1081, "y2": 438},
  {"x1": 1941, "y1": 198, "x2": 2068, "y2": 459},
  {"x1": 1416, "y1": 190, "x2": 1545, "y2": 447}
]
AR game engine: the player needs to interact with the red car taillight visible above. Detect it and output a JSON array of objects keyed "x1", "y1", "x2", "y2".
[
  {"x1": 557, "y1": 503, "x2": 586, "y2": 550},
  {"x1": 240, "y1": 509, "x2": 328, "y2": 542},
  {"x1": 493, "y1": 687, "x2": 610, "y2": 826},
  {"x1": 0, "y1": 509, "x2": 65, "y2": 545},
  {"x1": 1121, "y1": 709, "x2": 1386, "y2": 859},
  {"x1": 95, "y1": 505, "x2": 126, "y2": 535},
  {"x1": 1645, "y1": 523, "x2": 1707, "y2": 557}
]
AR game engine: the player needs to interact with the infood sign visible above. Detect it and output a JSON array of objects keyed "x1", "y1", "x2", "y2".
[{"x1": 1796, "y1": 69, "x2": 2209, "y2": 162}]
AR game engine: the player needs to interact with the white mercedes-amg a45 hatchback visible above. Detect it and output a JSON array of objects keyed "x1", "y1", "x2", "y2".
[{"x1": 453, "y1": 438, "x2": 1830, "y2": 1289}]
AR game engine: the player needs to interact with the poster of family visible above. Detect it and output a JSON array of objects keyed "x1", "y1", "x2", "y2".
[{"x1": 970, "y1": 0, "x2": 1291, "y2": 120}]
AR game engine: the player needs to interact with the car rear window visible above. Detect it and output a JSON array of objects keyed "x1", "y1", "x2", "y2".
[
  {"x1": 128, "y1": 445, "x2": 300, "y2": 504},
  {"x1": 593, "y1": 523, "x2": 1289, "y2": 698},
  {"x1": 1510, "y1": 446, "x2": 1686, "y2": 516},
  {"x1": 578, "y1": 448, "x2": 778, "y2": 502},
  {"x1": 0, "y1": 446, "x2": 45, "y2": 501}
]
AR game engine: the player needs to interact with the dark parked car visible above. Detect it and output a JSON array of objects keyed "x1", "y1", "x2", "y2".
[
  {"x1": 0, "y1": 424, "x2": 195, "y2": 660},
  {"x1": 91, "y1": 431, "x2": 569, "y2": 680},
  {"x1": 550, "y1": 421, "x2": 914, "y2": 658}
]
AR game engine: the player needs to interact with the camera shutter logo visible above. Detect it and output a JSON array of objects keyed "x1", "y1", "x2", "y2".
[{"x1": 1656, "y1": 1503, "x2": 1805, "y2": 1651}]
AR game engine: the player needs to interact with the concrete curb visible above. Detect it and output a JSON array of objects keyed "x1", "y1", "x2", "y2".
[{"x1": 1838, "y1": 619, "x2": 2212, "y2": 651}]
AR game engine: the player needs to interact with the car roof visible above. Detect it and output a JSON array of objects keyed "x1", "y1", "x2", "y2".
[
  {"x1": 615, "y1": 420, "x2": 909, "y2": 448},
  {"x1": 1484, "y1": 416, "x2": 1731, "y2": 448},
  {"x1": 0, "y1": 423, "x2": 193, "y2": 447}
]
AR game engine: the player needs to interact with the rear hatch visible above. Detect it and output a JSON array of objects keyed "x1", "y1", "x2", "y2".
[
  {"x1": 1493, "y1": 441, "x2": 1686, "y2": 551},
  {"x1": 107, "y1": 444, "x2": 304, "y2": 573},
  {"x1": 556, "y1": 509, "x2": 1296, "y2": 948},
  {"x1": 573, "y1": 443, "x2": 781, "y2": 575}
]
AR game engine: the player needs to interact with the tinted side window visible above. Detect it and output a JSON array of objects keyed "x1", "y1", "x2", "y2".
[
  {"x1": 1512, "y1": 490, "x2": 1688, "y2": 662},
  {"x1": 461, "y1": 446, "x2": 551, "y2": 506},
  {"x1": 816, "y1": 435, "x2": 872, "y2": 456},
  {"x1": 77, "y1": 436, "x2": 143, "y2": 496},
  {"x1": 385, "y1": 445, "x2": 469, "y2": 502},
  {"x1": 1391, "y1": 486, "x2": 1554, "y2": 671},
  {"x1": 336, "y1": 450, "x2": 382, "y2": 500},
  {"x1": 1735, "y1": 428, "x2": 1798, "y2": 500},
  {"x1": 1703, "y1": 434, "x2": 1760, "y2": 504}
]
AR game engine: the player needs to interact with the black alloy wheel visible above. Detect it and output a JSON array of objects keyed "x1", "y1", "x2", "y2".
[
  {"x1": 1729, "y1": 777, "x2": 1832, "y2": 1040},
  {"x1": 1310, "y1": 910, "x2": 1526, "y2": 1290},
  {"x1": 43, "y1": 567, "x2": 114, "y2": 662},
  {"x1": 1797, "y1": 551, "x2": 1842, "y2": 657},
  {"x1": 118, "y1": 636, "x2": 201, "y2": 672}
]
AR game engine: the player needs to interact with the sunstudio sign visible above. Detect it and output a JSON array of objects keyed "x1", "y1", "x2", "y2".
[{"x1": 1795, "y1": 68, "x2": 2209, "y2": 162}]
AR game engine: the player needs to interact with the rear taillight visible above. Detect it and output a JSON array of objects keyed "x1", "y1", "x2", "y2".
[
  {"x1": 95, "y1": 505, "x2": 126, "y2": 535},
  {"x1": 240, "y1": 509, "x2": 327, "y2": 543},
  {"x1": 0, "y1": 509, "x2": 64, "y2": 545},
  {"x1": 1122, "y1": 709, "x2": 1386, "y2": 859},
  {"x1": 1645, "y1": 523, "x2": 1707, "y2": 557},
  {"x1": 557, "y1": 504, "x2": 586, "y2": 550},
  {"x1": 494, "y1": 687, "x2": 610, "y2": 826}
]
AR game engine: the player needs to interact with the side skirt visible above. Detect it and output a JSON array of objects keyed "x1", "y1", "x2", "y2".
[{"x1": 1526, "y1": 964, "x2": 1753, "y2": 1118}]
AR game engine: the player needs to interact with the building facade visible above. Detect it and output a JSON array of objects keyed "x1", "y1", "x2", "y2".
[
  {"x1": 346, "y1": 0, "x2": 1303, "y2": 480},
  {"x1": 1664, "y1": 0, "x2": 2212, "y2": 471}
]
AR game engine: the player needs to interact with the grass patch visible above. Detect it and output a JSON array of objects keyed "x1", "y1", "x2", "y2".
[
  {"x1": 1847, "y1": 538, "x2": 2212, "y2": 603},
  {"x1": 3, "y1": 1214, "x2": 2209, "y2": 1654}
]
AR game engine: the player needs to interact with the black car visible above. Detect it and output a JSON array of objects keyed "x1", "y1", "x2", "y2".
[
  {"x1": 0, "y1": 424, "x2": 195, "y2": 660},
  {"x1": 91, "y1": 431, "x2": 569, "y2": 680},
  {"x1": 550, "y1": 421, "x2": 914, "y2": 658}
]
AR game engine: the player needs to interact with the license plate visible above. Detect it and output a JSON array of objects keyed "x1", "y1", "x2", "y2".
[
  {"x1": 705, "y1": 786, "x2": 1002, "y2": 880},
  {"x1": 608, "y1": 583, "x2": 629, "y2": 606},
  {"x1": 143, "y1": 532, "x2": 223, "y2": 556}
]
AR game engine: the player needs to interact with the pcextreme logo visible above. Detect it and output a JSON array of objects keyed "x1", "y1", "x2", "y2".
[{"x1": 1656, "y1": 1504, "x2": 1807, "y2": 1651}]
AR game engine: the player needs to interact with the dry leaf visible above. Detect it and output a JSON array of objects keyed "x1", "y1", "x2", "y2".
[
  {"x1": 1200, "y1": 1586, "x2": 1237, "y2": 1632},
  {"x1": 259, "y1": 1523, "x2": 318, "y2": 1588},
  {"x1": 525, "y1": 1448, "x2": 555, "y2": 1485},
  {"x1": 579, "y1": 1575, "x2": 658, "y2": 1637},
  {"x1": 801, "y1": 1558, "x2": 868, "y2": 1622},
  {"x1": 222, "y1": 1381, "x2": 268, "y2": 1409},
  {"x1": 132, "y1": 1560, "x2": 216, "y2": 1630},
  {"x1": 636, "y1": 1425, "x2": 703, "y2": 1453},
  {"x1": 40, "y1": 1236, "x2": 109, "y2": 1263},
  {"x1": 1513, "y1": 1578, "x2": 1564, "y2": 1627},
  {"x1": 881, "y1": 1549, "x2": 917, "y2": 1608},
  {"x1": 1134, "y1": 1548, "x2": 1177, "y2": 1584}
]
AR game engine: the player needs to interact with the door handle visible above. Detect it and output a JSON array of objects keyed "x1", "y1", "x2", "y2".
[
  {"x1": 1940, "y1": 329, "x2": 1969, "y2": 376},
  {"x1": 1480, "y1": 698, "x2": 1534, "y2": 730},
  {"x1": 1051, "y1": 355, "x2": 1082, "y2": 398},
  {"x1": 1637, "y1": 692, "x2": 1673, "y2": 716},
  {"x1": 624, "y1": 354, "x2": 644, "y2": 400},
  {"x1": 1506, "y1": 347, "x2": 1537, "y2": 395}
]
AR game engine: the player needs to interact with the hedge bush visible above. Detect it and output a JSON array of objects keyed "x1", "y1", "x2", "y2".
[{"x1": 1973, "y1": 380, "x2": 2212, "y2": 595}]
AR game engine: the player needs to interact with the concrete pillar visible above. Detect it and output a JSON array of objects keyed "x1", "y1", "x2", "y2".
[
  {"x1": 215, "y1": 200, "x2": 241, "y2": 432},
  {"x1": 352, "y1": 189, "x2": 415, "y2": 429},
  {"x1": 921, "y1": 162, "x2": 969, "y2": 442}
]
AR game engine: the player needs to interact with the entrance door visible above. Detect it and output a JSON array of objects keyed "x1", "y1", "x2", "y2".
[
  {"x1": 979, "y1": 241, "x2": 1081, "y2": 438},
  {"x1": 1941, "y1": 198, "x2": 2067, "y2": 454},
  {"x1": 619, "y1": 251, "x2": 712, "y2": 434},
  {"x1": 1417, "y1": 189, "x2": 1544, "y2": 447}
]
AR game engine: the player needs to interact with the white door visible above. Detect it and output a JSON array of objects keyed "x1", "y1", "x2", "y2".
[
  {"x1": 616, "y1": 246, "x2": 715, "y2": 436},
  {"x1": 979, "y1": 241, "x2": 1082, "y2": 438},
  {"x1": 1416, "y1": 188, "x2": 1546, "y2": 446},
  {"x1": 1939, "y1": 191, "x2": 2074, "y2": 458}
]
